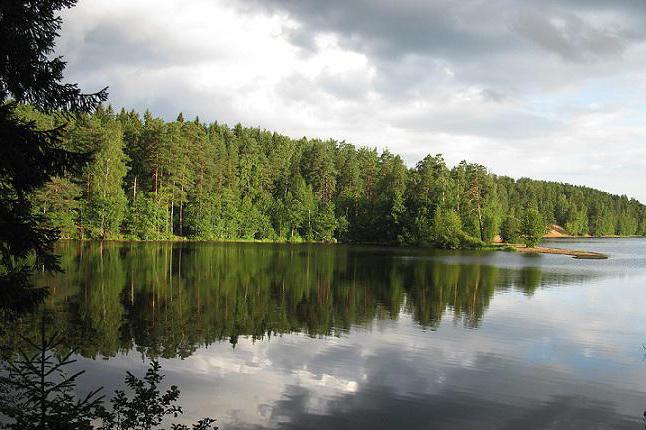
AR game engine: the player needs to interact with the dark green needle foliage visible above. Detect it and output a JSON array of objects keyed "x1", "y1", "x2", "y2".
[{"x1": 0, "y1": 0, "x2": 107, "y2": 310}]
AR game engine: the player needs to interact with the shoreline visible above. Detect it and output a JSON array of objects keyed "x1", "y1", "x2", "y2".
[{"x1": 58, "y1": 238, "x2": 613, "y2": 259}]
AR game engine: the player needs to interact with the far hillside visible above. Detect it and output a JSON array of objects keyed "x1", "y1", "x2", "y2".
[{"x1": 20, "y1": 104, "x2": 646, "y2": 248}]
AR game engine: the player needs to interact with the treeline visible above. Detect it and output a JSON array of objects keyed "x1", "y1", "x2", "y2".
[{"x1": 22, "y1": 104, "x2": 646, "y2": 247}]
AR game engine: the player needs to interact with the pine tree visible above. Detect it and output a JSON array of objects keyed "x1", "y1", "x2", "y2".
[{"x1": 98, "y1": 361, "x2": 216, "y2": 430}]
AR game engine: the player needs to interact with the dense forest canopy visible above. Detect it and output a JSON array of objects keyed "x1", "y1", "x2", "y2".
[{"x1": 21, "y1": 104, "x2": 646, "y2": 248}]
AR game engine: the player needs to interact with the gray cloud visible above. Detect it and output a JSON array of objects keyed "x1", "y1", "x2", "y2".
[
  {"x1": 512, "y1": 9, "x2": 627, "y2": 62},
  {"x1": 480, "y1": 88, "x2": 510, "y2": 103},
  {"x1": 236, "y1": 0, "x2": 646, "y2": 107},
  {"x1": 242, "y1": 0, "x2": 642, "y2": 63},
  {"x1": 63, "y1": 21, "x2": 210, "y2": 74},
  {"x1": 245, "y1": 0, "x2": 517, "y2": 59}
]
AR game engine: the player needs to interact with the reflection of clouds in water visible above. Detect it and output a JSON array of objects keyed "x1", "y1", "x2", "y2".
[
  {"x1": 488, "y1": 274, "x2": 646, "y2": 376},
  {"x1": 183, "y1": 343, "x2": 274, "y2": 375},
  {"x1": 293, "y1": 370, "x2": 359, "y2": 414},
  {"x1": 226, "y1": 331, "x2": 639, "y2": 428},
  {"x1": 147, "y1": 335, "x2": 368, "y2": 428},
  {"x1": 143, "y1": 283, "x2": 646, "y2": 428},
  {"x1": 294, "y1": 369, "x2": 358, "y2": 394},
  {"x1": 72, "y1": 277, "x2": 646, "y2": 429}
]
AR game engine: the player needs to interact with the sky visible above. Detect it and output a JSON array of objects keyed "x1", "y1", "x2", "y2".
[{"x1": 58, "y1": 0, "x2": 646, "y2": 201}]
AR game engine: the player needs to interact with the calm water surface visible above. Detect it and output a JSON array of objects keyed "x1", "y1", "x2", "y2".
[{"x1": 17, "y1": 239, "x2": 646, "y2": 428}]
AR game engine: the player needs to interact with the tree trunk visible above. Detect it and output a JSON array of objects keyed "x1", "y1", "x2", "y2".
[
  {"x1": 179, "y1": 202, "x2": 183, "y2": 237},
  {"x1": 477, "y1": 202, "x2": 484, "y2": 242},
  {"x1": 170, "y1": 200, "x2": 174, "y2": 236},
  {"x1": 179, "y1": 184, "x2": 185, "y2": 236}
]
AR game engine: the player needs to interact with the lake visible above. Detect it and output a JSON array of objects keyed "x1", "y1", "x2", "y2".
[{"x1": 10, "y1": 239, "x2": 646, "y2": 428}]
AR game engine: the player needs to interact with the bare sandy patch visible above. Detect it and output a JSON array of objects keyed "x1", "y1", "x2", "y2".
[{"x1": 544, "y1": 224, "x2": 572, "y2": 238}]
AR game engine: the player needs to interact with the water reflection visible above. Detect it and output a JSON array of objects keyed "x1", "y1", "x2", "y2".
[
  {"x1": 3, "y1": 241, "x2": 645, "y2": 428},
  {"x1": 18, "y1": 242, "x2": 594, "y2": 359}
]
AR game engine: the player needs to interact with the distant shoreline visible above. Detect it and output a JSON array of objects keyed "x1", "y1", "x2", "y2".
[
  {"x1": 541, "y1": 224, "x2": 642, "y2": 241},
  {"x1": 543, "y1": 235, "x2": 643, "y2": 240}
]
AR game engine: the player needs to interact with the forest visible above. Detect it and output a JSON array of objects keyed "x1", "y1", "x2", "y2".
[{"x1": 21, "y1": 104, "x2": 646, "y2": 248}]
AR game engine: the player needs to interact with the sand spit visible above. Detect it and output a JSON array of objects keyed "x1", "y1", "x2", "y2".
[{"x1": 512, "y1": 245, "x2": 607, "y2": 259}]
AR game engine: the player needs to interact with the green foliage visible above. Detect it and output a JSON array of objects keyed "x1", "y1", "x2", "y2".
[
  {"x1": 32, "y1": 177, "x2": 82, "y2": 238},
  {"x1": 500, "y1": 215, "x2": 520, "y2": 243},
  {"x1": 312, "y1": 202, "x2": 338, "y2": 242},
  {"x1": 521, "y1": 208, "x2": 546, "y2": 248},
  {"x1": 617, "y1": 211, "x2": 638, "y2": 236},
  {"x1": 75, "y1": 116, "x2": 128, "y2": 239},
  {"x1": 430, "y1": 209, "x2": 464, "y2": 249},
  {"x1": 15, "y1": 106, "x2": 646, "y2": 248},
  {"x1": 590, "y1": 202, "x2": 616, "y2": 236},
  {"x1": 126, "y1": 193, "x2": 168, "y2": 240},
  {"x1": 283, "y1": 175, "x2": 317, "y2": 239},
  {"x1": 564, "y1": 205, "x2": 588, "y2": 236},
  {"x1": 184, "y1": 190, "x2": 215, "y2": 239}
]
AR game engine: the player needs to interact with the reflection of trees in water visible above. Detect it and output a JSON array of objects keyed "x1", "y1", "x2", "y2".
[{"x1": 17, "y1": 242, "x2": 594, "y2": 359}]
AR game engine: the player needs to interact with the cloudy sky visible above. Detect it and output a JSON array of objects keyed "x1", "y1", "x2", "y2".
[{"x1": 58, "y1": 0, "x2": 646, "y2": 201}]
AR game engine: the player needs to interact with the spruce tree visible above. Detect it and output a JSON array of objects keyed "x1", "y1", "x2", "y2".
[{"x1": 0, "y1": 0, "x2": 107, "y2": 309}]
